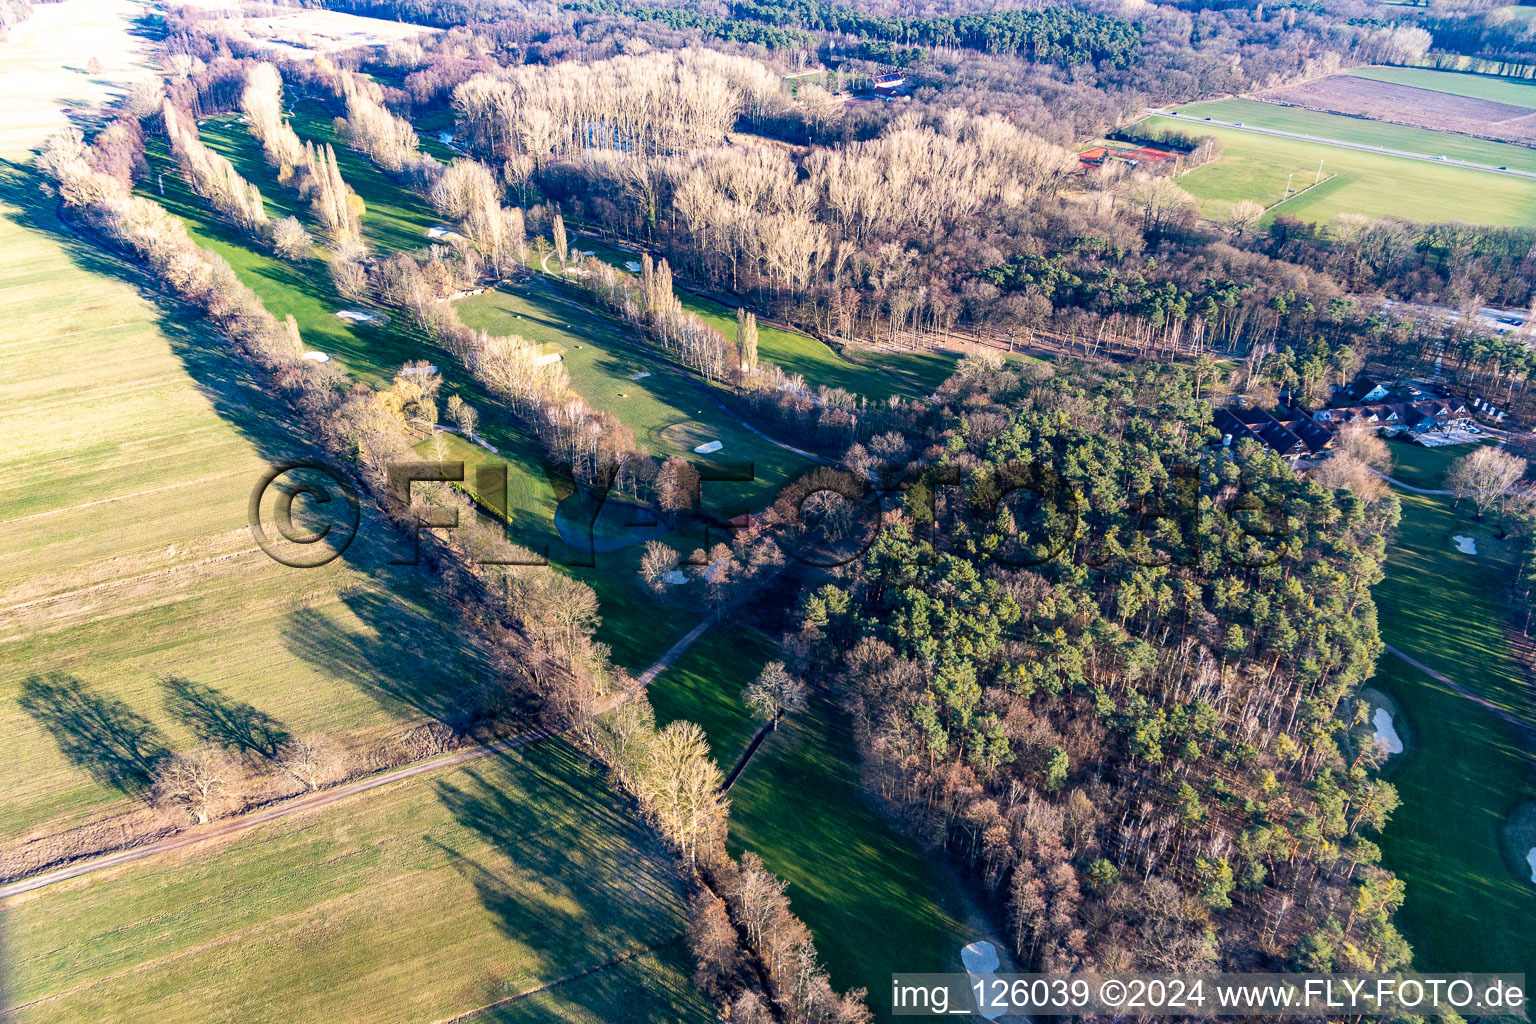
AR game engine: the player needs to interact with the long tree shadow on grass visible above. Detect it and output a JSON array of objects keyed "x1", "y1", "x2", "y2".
[
  {"x1": 430, "y1": 744, "x2": 704, "y2": 1021},
  {"x1": 16, "y1": 676, "x2": 169, "y2": 797},
  {"x1": 160, "y1": 677, "x2": 290, "y2": 758}
]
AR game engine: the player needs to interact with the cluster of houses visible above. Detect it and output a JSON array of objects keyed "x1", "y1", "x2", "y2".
[{"x1": 1216, "y1": 378, "x2": 1489, "y2": 462}]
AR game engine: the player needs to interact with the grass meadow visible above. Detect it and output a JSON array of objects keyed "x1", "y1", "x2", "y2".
[
  {"x1": 1348, "y1": 65, "x2": 1536, "y2": 110},
  {"x1": 1143, "y1": 116, "x2": 1536, "y2": 227},
  {"x1": 0, "y1": 743, "x2": 711, "y2": 1023},
  {"x1": 1369, "y1": 442, "x2": 1536, "y2": 973},
  {"x1": 1173, "y1": 98, "x2": 1536, "y2": 174},
  {"x1": 0, "y1": 164, "x2": 493, "y2": 843},
  {"x1": 648, "y1": 625, "x2": 981, "y2": 1018}
]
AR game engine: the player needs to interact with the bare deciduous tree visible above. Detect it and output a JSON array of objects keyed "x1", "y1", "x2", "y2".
[
  {"x1": 1447, "y1": 445, "x2": 1527, "y2": 520},
  {"x1": 153, "y1": 745, "x2": 238, "y2": 824},
  {"x1": 744, "y1": 661, "x2": 807, "y2": 730}
]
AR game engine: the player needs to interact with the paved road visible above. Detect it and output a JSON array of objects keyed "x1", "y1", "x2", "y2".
[
  {"x1": 0, "y1": 617, "x2": 718, "y2": 901},
  {"x1": 1150, "y1": 108, "x2": 1536, "y2": 181}
]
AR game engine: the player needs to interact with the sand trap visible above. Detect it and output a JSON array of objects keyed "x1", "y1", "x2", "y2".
[
  {"x1": 400, "y1": 363, "x2": 438, "y2": 376},
  {"x1": 661, "y1": 569, "x2": 688, "y2": 585},
  {"x1": 961, "y1": 941, "x2": 1005, "y2": 1021},
  {"x1": 438, "y1": 131, "x2": 453, "y2": 144},
  {"x1": 625, "y1": 260, "x2": 643, "y2": 272},
  {"x1": 564, "y1": 266, "x2": 590, "y2": 277},
  {"x1": 693, "y1": 440, "x2": 723, "y2": 454},
  {"x1": 534, "y1": 352, "x2": 563, "y2": 366},
  {"x1": 1527, "y1": 847, "x2": 1536, "y2": 884},
  {"x1": 302, "y1": 351, "x2": 331, "y2": 363},
  {"x1": 1372, "y1": 707, "x2": 1404, "y2": 755},
  {"x1": 629, "y1": 371, "x2": 651, "y2": 380},
  {"x1": 335, "y1": 310, "x2": 373, "y2": 323},
  {"x1": 1453, "y1": 535, "x2": 1478, "y2": 554},
  {"x1": 426, "y1": 226, "x2": 450, "y2": 239}
]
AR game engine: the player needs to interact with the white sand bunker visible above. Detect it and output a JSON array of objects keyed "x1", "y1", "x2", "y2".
[
  {"x1": 629, "y1": 371, "x2": 651, "y2": 380},
  {"x1": 301, "y1": 351, "x2": 330, "y2": 363},
  {"x1": 1372, "y1": 707, "x2": 1404, "y2": 755},
  {"x1": 534, "y1": 352, "x2": 563, "y2": 366},
  {"x1": 335, "y1": 310, "x2": 373, "y2": 323},
  {"x1": 693, "y1": 440, "x2": 723, "y2": 454},
  {"x1": 400, "y1": 363, "x2": 438, "y2": 376},
  {"x1": 625, "y1": 260, "x2": 642, "y2": 272},
  {"x1": 1453, "y1": 535, "x2": 1478, "y2": 554},
  {"x1": 1527, "y1": 848, "x2": 1536, "y2": 884},
  {"x1": 437, "y1": 131, "x2": 453, "y2": 144},
  {"x1": 961, "y1": 941, "x2": 1005, "y2": 1021},
  {"x1": 426, "y1": 225, "x2": 451, "y2": 239},
  {"x1": 661, "y1": 569, "x2": 688, "y2": 585}
]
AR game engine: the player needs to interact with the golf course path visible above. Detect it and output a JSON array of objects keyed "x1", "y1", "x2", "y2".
[
  {"x1": 0, "y1": 616, "x2": 719, "y2": 901},
  {"x1": 1368, "y1": 467, "x2": 1455, "y2": 496},
  {"x1": 1384, "y1": 643, "x2": 1536, "y2": 741},
  {"x1": 1148, "y1": 108, "x2": 1536, "y2": 180}
]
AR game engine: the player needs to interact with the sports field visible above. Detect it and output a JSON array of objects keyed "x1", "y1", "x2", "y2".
[
  {"x1": 648, "y1": 625, "x2": 983, "y2": 1018},
  {"x1": 1349, "y1": 65, "x2": 1536, "y2": 110},
  {"x1": 1174, "y1": 98, "x2": 1536, "y2": 173},
  {"x1": 1142, "y1": 116, "x2": 1536, "y2": 227},
  {"x1": 1369, "y1": 442, "x2": 1536, "y2": 974},
  {"x1": 0, "y1": 742, "x2": 711, "y2": 1023}
]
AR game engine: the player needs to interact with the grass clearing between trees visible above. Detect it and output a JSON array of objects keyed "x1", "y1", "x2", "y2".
[
  {"x1": 648, "y1": 625, "x2": 980, "y2": 1018},
  {"x1": 1370, "y1": 443, "x2": 1536, "y2": 972},
  {"x1": 0, "y1": 743, "x2": 711, "y2": 1024},
  {"x1": 1142, "y1": 116, "x2": 1536, "y2": 227},
  {"x1": 1348, "y1": 65, "x2": 1536, "y2": 110}
]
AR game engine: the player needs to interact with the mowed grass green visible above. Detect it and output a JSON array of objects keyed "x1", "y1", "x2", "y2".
[
  {"x1": 572, "y1": 235, "x2": 956, "y2": 400},
  {"x1": 648, "y1": 625, "x2": 977, "y2": 1018},
  {"x1": 0, "y1": 169, "x2": 488, "y2": 841},
  {"x1": 1143, "y1": 116, "x2": 1536, "y2": 226},
  {"x1": 1369, "y1": 442, "x2": 1536, "y2": 973},
  {"x1": 1174, "y1": 98, "x2": 1536, "y2": 174},
  {"x1": 1348, "y1": 64, "x2": 1536, "y2": 109},
  {"x1": 0, "y1": 743, "x2": 712, "y2": 1023}
]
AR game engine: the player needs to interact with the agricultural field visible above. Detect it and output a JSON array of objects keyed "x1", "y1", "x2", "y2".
[
  {"x1": 1143, "y1": 116, "x2": 1536, "y2": 227},
  {"x1": 1250, "y1": 75, "x2": 1536, "y2": 148},
  {"x1": 1350, "y1": 64, "x2": 1536, "y2": 109},
  {"x1": 1369, "y1": 442, "x2": 1536, "y2": 973},
  {"x1": 0, "y1": 165, "x2": 493, "y2": 848},
  {"x1": 1176, "y1": 97, "x2": 1536, "y2": 171},
  {"x1": 647, "y1": 625, "x2": 984, "y2": 1018},
  {"x1": 0, "y1": 742, "x2": 711, "y2": 1023}
]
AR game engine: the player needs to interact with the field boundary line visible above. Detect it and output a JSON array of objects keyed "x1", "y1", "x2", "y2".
[
  {"x1": 0, "y1": 545, "x2": 263, "y2": 615},
  {"x1": 1384, "y1": 643, "x2": 1536, "y2": 741},
  {"x1": 431, "y1": 944, "x2": 659, "y2": 1024},
  {"x1": 0, "y1": 469, "x2": 252, "y2": 527}
]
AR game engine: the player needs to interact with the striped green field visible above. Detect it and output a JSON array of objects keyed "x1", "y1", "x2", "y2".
[
  {"x1": 1349, "y1": 65, "x2": 1536, "y2": 108},
  {"x1": 1174, "y1": 98, "x2": 1536, "y2": 173},
  {"x1": 1144, "y1": 116, "x2": 1536, "y2": 227}
]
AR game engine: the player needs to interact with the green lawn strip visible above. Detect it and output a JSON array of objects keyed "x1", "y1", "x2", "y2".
[
  {"x1": 1176, "y1": 98, "x2": 1536, "y2": 174},
  {"x1": 0, "y1": 744, "x2": 711, "y2": 1024},
  {"x1": 1382, "y1": 437, "x2": 1484, "y2": 490},
  {"x1": 570, "y1": 235, "x2": 940, "y2": 401},
  {"x1": 648, "y1": 624, "x2": 974, "y2": 1017},
  {"x1": 1370, "y1": 469, "x2": 1536, "y2": 971},
  {"x1": 1347, "y1": 65, "x2": 1536, "y2": 110},
  {"x1": 1141, "y1": 116, "x2": 1536, "y2": 227},
  {"x1": 1368, "y1": 657, "x2": 1536, "y2": 973}
]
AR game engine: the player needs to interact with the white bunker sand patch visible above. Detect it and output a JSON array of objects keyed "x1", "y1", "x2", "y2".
[
  {"x1": 335, "y1": 310, "x2": 373, "y2": 322},
  {"x1": 534, "y1": 352, "x2": 563, "y2": 366},
  {"x1": 661, "y1": 569, "x2": 688, "y2": 585},
  {"x1": 302, "y1": 351, "x2": 330, "y2": 363},
  {"x1": 1527, "y1": 848, "x2": 1536, "y2": 884},
  {"x1": 693, "y1": 440, "x2": 723, "y2": 455},
  {"x1": 1453, "y1": 535, "x2": 1478, "y2": 554},
  {"x1": 629, "y1": 371, "x2": 651, "y2": 380},
  {"x1": 1373, "y1": 707, "x2": 1404, "y2": 755},
  {"x1": 625, "y1": 260, "x2": 643, "y2": 272},
  {"x1": 426, "y1": 226, "x2": 451, "y2": 239},
  {"x1": 961, "y1": 941, "x2": 1005, "y2": 1021}
]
